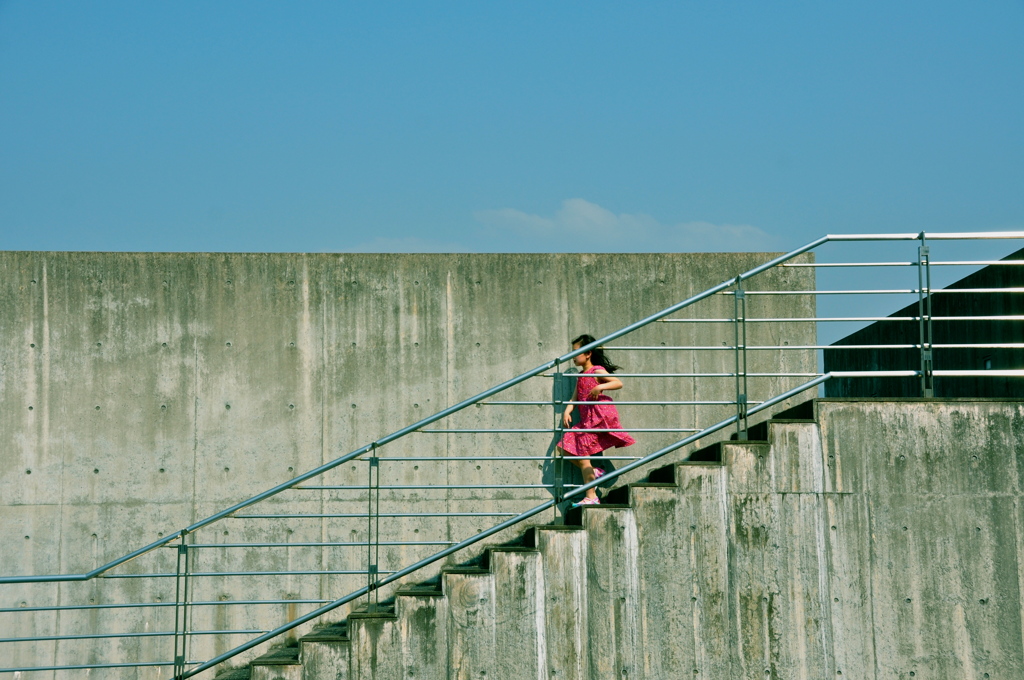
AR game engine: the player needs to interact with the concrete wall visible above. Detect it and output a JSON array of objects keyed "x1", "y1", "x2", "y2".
[
  {"x1": 631, "y1": 398, "x2": 1024, "y2": 679},
  {"x1": 0, "y1": 251, "x2": 814, "y2": 677}
]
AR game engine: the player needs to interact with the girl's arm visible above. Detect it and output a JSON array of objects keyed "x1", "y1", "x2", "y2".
[
  {"x1": 588, "y1": 369, "x2": 623, "y2": 398},
  {"x1": 562, "y1": 403, "x2": 575, "y2": 428}
]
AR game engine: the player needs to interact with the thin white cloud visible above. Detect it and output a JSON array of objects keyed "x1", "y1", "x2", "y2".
[{"x1": 475, "y1": 198, "x2": 776, "y2": 252}]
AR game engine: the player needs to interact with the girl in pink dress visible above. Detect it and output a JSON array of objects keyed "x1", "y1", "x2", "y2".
[{"x1": 558, "y1": 334, "x2": 635, "y2": 507}]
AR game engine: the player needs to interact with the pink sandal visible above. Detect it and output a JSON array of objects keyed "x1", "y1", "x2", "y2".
[{"x1": 571, "y1": 496, "x2": 601, "y2": 508}]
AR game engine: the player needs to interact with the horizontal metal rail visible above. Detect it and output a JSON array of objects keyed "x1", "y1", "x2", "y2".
[
  {"x1": 1, "y1": 599, "x2": 331, "y2": 614},
  {"x1": 608, "y1": 343, "x2": 1024, "y2": 351},
  {"x1": 230, "y1": 512, "x2": 521, "y2": 519},
  {"x1": 782, "y1": 260, "x2": 1024, "y2": 267},
  {"x1": 341, "y1": 455, "x2": 642, "y2": 461},
  {"x1": 481, "y1": 400, "x2": 754, "y2": 405},
  {"x1": 1, "y1": 662, "x2": 193, "y2": 673},
  {"x1": 184, "y1": 541, "x2": 455, "y2": 549},
  {"x1": 419, "y1": 427, "x2": 699, "y2": 433},
  {"x1": 659, "y1": 315, "x2": 1024, "y2": 323},
  {"x1": 294, "y1": 484, "x2": 557, "y2": 490},
  {"x1": 97, "y1": 569, "x2": 386, "y2": 579},
  {"x1": 1, "y1": 630, "x2": 263, "y2": 643}
]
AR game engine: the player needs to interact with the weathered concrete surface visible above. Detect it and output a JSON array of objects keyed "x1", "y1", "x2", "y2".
[
  {"x1": 631, "y1": 464, "x2": 730, "y2": 679},
  {"x1": 347, "y1": 610, "x2": 400, "y2": 680},
  {"x1": 395, "y1": 591, "x2": 447, "y2": 680},
  {"x1": 0, "y1": 251, "x2": 814, "y2": 676},
  {"x1": 818, "y1": 400, "x2": 1024, "y2": 679},
  {"x1": 584, "y1": 507, "x2": 640, "y2": 679},
  {"x1": 298, "y1": 624, "x2": 350, "y2": 680},
  {"x1": 490, "y1": 549, "x2": 547, "y2": 680},
  {"x1": 444, "y1": 570, "x2": 496, "y2": 680},
  {"x1": 534, "y1": 526, "x2": 589, "y2": 680}
]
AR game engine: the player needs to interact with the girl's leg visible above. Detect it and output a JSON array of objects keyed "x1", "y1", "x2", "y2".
[{"x1": 569, "y1": 457, "x2": 599, "y2": 501}]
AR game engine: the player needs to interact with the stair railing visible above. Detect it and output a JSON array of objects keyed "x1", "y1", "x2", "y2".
[{"x1": 2, "y1": 231, "x2": 1023, "y2": 678}]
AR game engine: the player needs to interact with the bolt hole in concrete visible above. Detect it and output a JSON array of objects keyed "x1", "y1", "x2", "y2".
[
  {"x1": 289, "y1": 404, "x2": 295, "y2": 409},
  {"x1": 225, "y1": 404, "x2": 231, "y2": 410},
  {"x1": 288, "y1": 467, "x2": 294, "y2": 472},
  {"x1": 905, "y1": 598, "x2": 912, "y2": 603},
  {"x1": 159, "y1": 469, "x2": 165, "y2": 473},
  {"x1": 224, "y1": 467, "x2": 230, "y2": 473},
  {"x1": 28, "y1": 406, "x2": 32, "y2": 410},
  {"x1": 24, "y1": 536, "x2": 29, "y2": 540},
  {"x1": 94, "y1": 405, "x2": 100, "y2": 410},
  {"x1": 414, "y1": 466, "x2": 419, "y2": 470},
  {"x1": 161, "y1": 405, "x2": 166, "y2": 410},
  {"x1": 226, "y1": 341, "x2": 231, "y2": 347},
  {"x1": 93, "y1": 469, "x2": 99, "y2": 474},
  {"x1": 96, "y1": 342, "x2": 102, "y2": 347},
  {"x1": 29, "y1": 343, "x2": 34, "y2": 347},
  {"x1": 25, "y1": 470, "x2": 30, "y2": 475},
  {"x1": 31, "y1": 279, "x2": 36, "y2": 284}
]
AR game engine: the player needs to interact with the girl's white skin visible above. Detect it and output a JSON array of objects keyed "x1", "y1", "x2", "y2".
[{"x1": 557, "y1": 342, "x2": 623, "y2": 502}]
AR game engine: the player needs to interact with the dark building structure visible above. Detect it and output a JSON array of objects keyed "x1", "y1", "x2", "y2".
[{"x1": 824, "y1": 247, "x2": 1024, "y2": 398}]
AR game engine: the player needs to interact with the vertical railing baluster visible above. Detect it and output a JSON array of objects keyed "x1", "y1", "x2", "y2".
[
  {"x1": 734, "y1": 278, "x2": 748, "y2": 438},
  {"x1": 172, "y1": 531, "x2": 191, "y2": 679},
  {"x1": 365, "y1": 445, "x2": 380, "y2": 613},
  {"x1": 552, "y1": 360, "x2": 565, "y2": 506},
  {"x1": 917, "y1": 234, "x2": 934, "y2": 397}
]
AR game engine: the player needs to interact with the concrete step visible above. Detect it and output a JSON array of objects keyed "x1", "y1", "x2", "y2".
[
  {"x1": 250, "y1": 646, "x2": 301, "y2": 680},
  {"x1": 299, "y1": 623, "x2": 350, "y2": 680}
]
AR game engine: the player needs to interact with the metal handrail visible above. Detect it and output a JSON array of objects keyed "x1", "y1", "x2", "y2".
[{"x1": 2, "y1": 230, "x2": 1022, "y2": 678}]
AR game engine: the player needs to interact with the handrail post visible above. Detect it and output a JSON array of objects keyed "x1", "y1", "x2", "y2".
[
  {"x1": 552, "y1": 359, "x2": 565, "y2": 505},
  {"x1": 365, "y1": 446, "x2": 380, "y2": 613},
  {"x1": 733, "y1": 278, "x2": 748, "y2": 438},
  {"x1": 172, "y1": 531, "x2": 191, "y2": 679},
  {"x1": 917, "y1": 233, "x2": 935, "y2": 397}
]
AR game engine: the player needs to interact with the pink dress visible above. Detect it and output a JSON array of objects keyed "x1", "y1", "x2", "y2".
[{"x1": 559, "y1": 366, "x2": 636, "y2": 457}]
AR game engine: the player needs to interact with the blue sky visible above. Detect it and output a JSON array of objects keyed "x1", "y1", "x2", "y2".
[{"x1": 1, "y1": 1, "x2": 1022, "y2": 255}]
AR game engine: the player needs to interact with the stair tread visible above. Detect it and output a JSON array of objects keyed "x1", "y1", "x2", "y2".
[
  {"x1": 302, "y1": 622, "x2": 349, "y2": 642},
  {"x1": 443, "y1": 567, "x2": 490, "y2": 575},
  {"x1": 350, "y1": 603, "x2": 397, "y2": 619},
  {"x1": 251, "y1": 646, "x2": 300, "y2": 665},
  {"x1": 213, "y1": 668, "x2": 251, "y2": 680},
  {"x1": 396, "y1": 585, "x2": 444, "y2": 597}
]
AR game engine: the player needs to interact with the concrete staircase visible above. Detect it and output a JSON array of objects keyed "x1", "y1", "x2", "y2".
[
  {"x1": 208, "y1": 402, "x2": 811, "y2": 680},
  {"x1": 211, "y1": 398, "x2": 1024, "y2": 679}
]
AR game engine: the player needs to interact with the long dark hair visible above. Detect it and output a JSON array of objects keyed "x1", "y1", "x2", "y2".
[{"x1": 572, "y1": 333, "x2": 622, "y2": 373}]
